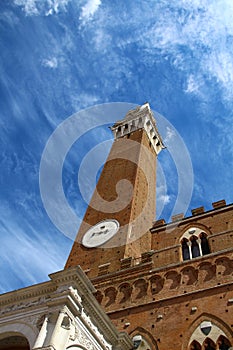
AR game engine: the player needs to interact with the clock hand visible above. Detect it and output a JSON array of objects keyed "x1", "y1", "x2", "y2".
[{"x1": 91, "y1": 229, "x2": 109, "y2": 237}]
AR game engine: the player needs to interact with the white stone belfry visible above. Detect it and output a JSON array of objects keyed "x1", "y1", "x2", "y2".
[{"x1": 110, "y1": 103, "x2": 164, "y2": 155}]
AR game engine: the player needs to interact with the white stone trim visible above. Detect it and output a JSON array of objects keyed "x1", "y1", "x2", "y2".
[
  {"x1": 0, "y1": 266, "x2": 132, "y2": 350},
  {"x1": 111, "y1": 103, "x2": 164, "y2": 155}
]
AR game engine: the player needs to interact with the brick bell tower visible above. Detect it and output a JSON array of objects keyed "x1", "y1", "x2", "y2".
[
  {"x1": 65, "y1": 103, "x2": 233, "y2": 350},
  {"x1": 65, "y1": 103, "x2": 164, "y2": 277}
]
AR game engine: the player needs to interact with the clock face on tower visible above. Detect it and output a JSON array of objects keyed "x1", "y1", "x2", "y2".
[{"x1": 82, "y1": 219, "x2": 120, "y2": 248}]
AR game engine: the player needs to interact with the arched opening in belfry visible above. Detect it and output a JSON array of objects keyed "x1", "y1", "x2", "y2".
[{"x1": 0, "y1": 335, "x2": 30, "y2": 350}]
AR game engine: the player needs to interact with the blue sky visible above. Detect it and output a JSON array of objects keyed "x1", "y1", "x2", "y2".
[{"x1": 0, "y1": 0, "x2": 233, "y2": 293}]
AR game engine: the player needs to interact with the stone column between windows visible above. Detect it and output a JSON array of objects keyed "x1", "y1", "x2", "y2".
[
  {"x1": 197, "y1": 238, "x2": 203, "y2": 256},
  {"x1": 187, "y1": 241, "x2": 192, "y2": 259}
]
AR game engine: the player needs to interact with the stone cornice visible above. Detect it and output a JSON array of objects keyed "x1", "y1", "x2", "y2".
[
  {"x1": 49, "y1": 265, "x2": 96, "y2": 294},
  {"x1": 0, "y1": 280, "x2": 55, "y2": 307}
]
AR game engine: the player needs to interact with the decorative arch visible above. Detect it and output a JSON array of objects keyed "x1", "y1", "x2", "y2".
[
  {"x1": 118, "y1": 283, "x2": 132, "y2": 303},
  {"x1": 179, "y1": 226, "x2": 211, "y2": 261},
  {"x1": 203, "y1": 337, "x2": 216, "y2": 349},
  {"x1": 164, "y1": 270, "x2": 181, "y2": 289},
  {"x1": 184, "y1": 313, "x2": 233, "y2": 350},
  {"x1": 217, "y1": 335, "x2": 232, "y2": 350},
  {"x1": 181, "y1": 266, "x2": 198, "y2": 285},
  {"x1": 133, "y1": 279, "x2": 148, "y2": 299},
  {"x1": 215, "y1": 257, "x2": 233, "y2": 276},
  {"x1": 198, "y1": 262, "x2": 216, "y2": 282},
  {"x1": 104, "y1": 286, "x2": 117, "y2": 307},
  {"x1": 130, "y1": 327, "x2": 158, "y2": 350},
  {"x1": 189, "y1": 339, "x2": 201, "y2": 350},
  {"x1": 95, "y1": 290, "x2": 103, "y2": 304},
  {"x1": 149, "y1": 274, "x2": 164, "y2": 294}
]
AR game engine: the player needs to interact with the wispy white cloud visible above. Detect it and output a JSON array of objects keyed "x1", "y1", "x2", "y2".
[
  {"x1": 84, "y1": 1, "x2": 233, "y2": 101},
  {"x1": 0, "y1": 10, "x2": 20, "y2": 27},
  {"x1": 158, "y1": 194, "x2": 170, "y2": 205},
  {"x1": 79, "y1": 0, "x2": 101, "y2": 24},
  {"x1": 0, "y1": 200, "x2": 69, "y2": 292},
  {"x1": 46, "y1": 0, "x2": 70, "y2": 16},
  {"x1": 185, "y1": 75, "x2": 198, "y2": 93},
  {"x1": 71, "y1": 93, "x2": 100, "y2": 109},
  {"x1": 143, "y1": 1, "x2": 233, "y2": 100},
  {"x1": 42, "y1": 57, "x2": 58, "y2": 69},
  {"x1": 156, "y1": 181, "x2": 172, "y2": 219},
  {"x1": 14, "y1": 0, "x2": 70, "y2": 16},
  {"x1": 164, "y1": 127, "x2": 176, "y2": 144},
  {"x1": 14, "y1": 0, "x2": 39, "y2": 15}
]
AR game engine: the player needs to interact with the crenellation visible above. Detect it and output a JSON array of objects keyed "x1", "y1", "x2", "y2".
[
  {"x1": 212, "y1": 199, "x2": 227, "y2": 209},
  {"x1": 191, "y1": 206, "x2": 205, "y2": 215}
]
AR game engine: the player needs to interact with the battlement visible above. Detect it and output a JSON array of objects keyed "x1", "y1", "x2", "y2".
[{"x1": 151, "y1": 199, "x2": 231, "y2": 230}]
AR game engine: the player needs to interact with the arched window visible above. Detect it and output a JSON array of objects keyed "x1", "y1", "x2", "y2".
[
  {"x1": 180, "y1": 227, "x2": 211, "y2": 261},
  {"x1": 191, "y1": 236, "x2": 200, "y2": 258},
  {"x1": 203, "y1": 337, "x2": 216, "y2": 350},
  {"x1": 217, "y1": 335, "x2": 231, "y2": 350},
  {"x1": 132, "y1": 334, "x2": 153, "y2": 350},
  {"x1": 200, "y1": 232, "x2": 210, "y2": 255},
  {"x1": 189, "y1": 340, "x2": 201, "y2": 350},
  {"x1": 188, "y1": 321, "x2": 232, "y2": 350},
  {"x1": 182, "y1": 238, "x2": 190, "y2": 260}
]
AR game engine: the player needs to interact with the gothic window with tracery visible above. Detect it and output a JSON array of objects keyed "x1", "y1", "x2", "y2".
[
  {"x1": 180, "y1": 227, "x2": 211, "y2": 261},
  {"x1": 188, "y1": 321, "x2": 232, "y2": 350}
]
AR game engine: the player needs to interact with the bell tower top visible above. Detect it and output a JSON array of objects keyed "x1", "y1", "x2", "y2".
[{"x1": 111, "y1": 103, "x2": 164, "y2": 154}]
